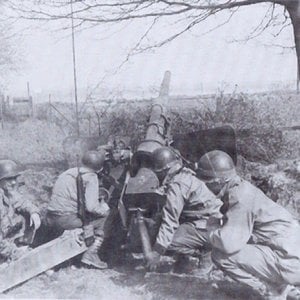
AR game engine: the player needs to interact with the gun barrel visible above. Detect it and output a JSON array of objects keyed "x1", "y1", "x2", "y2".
[{"x1": 131, "y1": 71, "x2": 171, "y2": 175}]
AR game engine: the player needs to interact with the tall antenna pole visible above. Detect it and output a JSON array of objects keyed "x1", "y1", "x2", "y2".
[{"x1": 71, "y1": 0, "x2": 80, "y2": 136}]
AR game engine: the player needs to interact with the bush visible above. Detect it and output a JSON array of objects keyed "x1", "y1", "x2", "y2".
[{"x1": 2, "y1": 91, "x2": 298, "y2": 165}]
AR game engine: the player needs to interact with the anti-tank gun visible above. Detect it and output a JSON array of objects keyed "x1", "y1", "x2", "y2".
[
  {"x1": 121, "y1": 71, "x2": 172, "y2": 255},
  {"x1": 120, "y1": 71, "x2": 237, "y2": 260}
]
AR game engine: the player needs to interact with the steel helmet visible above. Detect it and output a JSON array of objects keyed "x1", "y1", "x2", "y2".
[
  {"x1": 0, "y1": 160, "x2": 21, "y2": 181},
  {"x1": 152, "y1": 147, "x2": 179, "y2": 173},
  {"x1": 197, "y1": 150, "x2": 236, "y2": 180},
  {"x1": 82, "y1": 150, "x2": 106, "y2": 172}
]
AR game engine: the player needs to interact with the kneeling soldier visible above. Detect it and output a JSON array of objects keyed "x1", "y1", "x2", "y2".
[
  {"x1": 198, "y1": 150, "x2": 300, "y2": 300},
  {"x1": 46, "y1": 150, "x2": 109, "y2": 269},
  {"x1": 0, "y1": 160, "x2": 41, "y2": 263},
  {"x1": 146, "y1": 147, "x2": 223, "y2": 272}
]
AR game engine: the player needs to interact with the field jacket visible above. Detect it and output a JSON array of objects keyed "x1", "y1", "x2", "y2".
[
  {"x1": 0, "y1": 188, "x2": 39, "y2": 260},
  {"x1": 48, "y1": 167, "x2": 109, "y2": 217},
  {"x1": 153, "y1": 163, "x2": 222, "y2": 255},
  {"x1": 209, "y1": 176, "x2": 300, "y2": 258}
]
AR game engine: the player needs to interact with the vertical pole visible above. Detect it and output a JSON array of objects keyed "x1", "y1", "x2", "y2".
[
  {"x1": 27, "y1": 82, "x2": 34, "y2": 118},
  {"x1": 71, "y1": 0, "x2": 80, "y2": 136},
  {"x1": 49, "y1": 94, "x2": 52, "y2": 123},
  {"x1": 297, "y1": 64, "x2": 299, "y2": 94},
  {"x1": 88, "y1": 115, "x2": 91, "y2": 136},
  {"x1": 297, "y1": 2, "x2": 300, "y2": 94},
  {"x1": 0, "y1": 95, "x2": 4, "y2": 130},
  {"x1": 27, "y1": 82, "x2": 30, "y2": 98}
]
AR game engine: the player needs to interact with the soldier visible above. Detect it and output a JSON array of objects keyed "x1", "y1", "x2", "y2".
[
  {"x1": 0, "y1": 160, "x2": 41, "y2": 263},
  {"x1": 97, "y1": 137, "x2": 132, "y2": 266},
  {"x1": 146, "y1": 147, "x2": 223, "y2": 272},
  {"x1": 45, "y1": 150, "x2": 110, "y2": 269},
  {"x1": 197, "y1": 150, "x2": 300, "y2": 300}
]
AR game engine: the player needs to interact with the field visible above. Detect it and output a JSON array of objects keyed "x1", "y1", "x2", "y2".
[{"x1": 0, "y1": 90, "x2": 299, "y2": 299}]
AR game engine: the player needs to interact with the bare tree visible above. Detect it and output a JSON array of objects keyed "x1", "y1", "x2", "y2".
[
  {"x1": 5, "y1": 0, "x2": 300, "y2": 88},
  {"x1": 0, "y1": 13, "x2": 18, "y2": 87}
]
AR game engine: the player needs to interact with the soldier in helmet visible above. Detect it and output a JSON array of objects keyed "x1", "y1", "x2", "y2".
[
  {"x1": 198, "y1": 150, "x2": 300, "y2": 299},
  {"x1": 95, "y1": 136, "x2": 132, "y2": 263},
  {"x1": 0, "y1": 160, "x2": 41, "y2": 263},
  {"x1": 146, "y1": 147, "x2": 223, "y2": 272},
  {"x1": 46, "y1": 150, "x2": 110, "y2": 269}
]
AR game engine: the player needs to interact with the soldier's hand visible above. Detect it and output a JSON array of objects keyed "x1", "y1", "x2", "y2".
[
  {"x1": 207, "y1": 216, "x2": 222, "y2": 232},
  {"x1": 146, "y1": 250, "x2": 161, "y2": 272},
  {"x1": 120, "y1": 150, "x2": 131, "y2": 161},
  {"x1": 11, "y1": 246, "x2": 30, "y2": 260},
  {"x1": 98, "y1": 201, "x2": 110, "y2": 217},
  {"x1": 30, "y1": 213, "x2": 41, "y2": 229},
  {"x1": 0, "y1": 241, "x2": 16, "y2": 259}
]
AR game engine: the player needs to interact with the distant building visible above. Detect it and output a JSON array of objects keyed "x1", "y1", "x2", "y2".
[{"x1": 1, "y1": 96, "x2": 33, "y2": 121}]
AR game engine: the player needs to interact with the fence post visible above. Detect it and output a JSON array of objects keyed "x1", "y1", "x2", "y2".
[
  {"x1": 48, "y1": 94, "x2": 52, "y2": 124},
  {"x1": 297, "y1": 67, "x2": 299, "y2": 94},
  {"x1": 88, "y1": 115, "x2": 91, "y2": 136}
]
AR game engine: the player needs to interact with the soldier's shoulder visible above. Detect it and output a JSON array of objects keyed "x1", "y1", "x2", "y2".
[
  {"x1": 228, "y1": 177, "x2": 254, "y2": 204},
  {"x1": 171, "y1": 168, "x2": 196, "y2": 187},
  {"x1": 231, "y1": 178, "x2": 255, "y2": 193},
  {"x1": 18, "y1": 188, "x2": 36, "y2": 202},
  {"x1": 172, "y1": 167, "x2": 192, "y2": 179},
  {"x1": 179, "y1": 167, "x2": 196, "y2": 177},
  {"x1": 81, "y1": 171, "x2": 98, "y2": 186}
]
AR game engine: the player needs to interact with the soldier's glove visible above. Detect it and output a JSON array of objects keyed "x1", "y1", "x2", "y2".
[
  {"x1": 146, "y1": 250, "x2": 161, "y2": 272},
  {"x1": 30, "y1": 213, "x2": 41, "y2": 230}
]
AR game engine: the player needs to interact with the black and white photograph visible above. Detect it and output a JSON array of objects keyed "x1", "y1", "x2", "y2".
[{"x1": 0, "y1": 1, "x2": 299, "y2": 299}]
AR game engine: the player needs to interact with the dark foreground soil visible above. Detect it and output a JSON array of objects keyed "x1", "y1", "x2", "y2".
[{"x1": 2, "y1": 262, "x2": 264, "y2": 300}]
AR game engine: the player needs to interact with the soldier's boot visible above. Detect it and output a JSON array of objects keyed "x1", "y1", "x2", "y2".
[
  {"x1": 263, "y1": 284, "x2": 291, "y2": 300},
  {"x1": 81, "y1": 237, "x2": 108, "y2": 269},
  {"x1": 196, "y1": 251, "x2": 214, "y2": 276},
  {"x1": 287, "y1": 286, "x2": 300, "y2": 300},
  {"x1": 173, "y1": 254, "x2": 199, "y2": 274},
  {"x1": 261, "y1": 284, "x2": 300, "y2": 300}
]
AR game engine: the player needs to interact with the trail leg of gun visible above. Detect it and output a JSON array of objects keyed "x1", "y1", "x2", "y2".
[{"x1": 0, "y1": 229, "x2": 87, "y2": 293}]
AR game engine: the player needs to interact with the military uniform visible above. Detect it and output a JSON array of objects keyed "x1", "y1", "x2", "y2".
[
  {"x1": 209, "y1": 176, "x2": 300, "y2": 290},
  {"x1": 0, "y1": 188, "x2": 39, "y2": 261},
  {"x1": 153, "y1": 163, "x2": 223, "y2": 256},
  {"x1": 46, "y1": 167, "x2": 109, "y2": 236}
]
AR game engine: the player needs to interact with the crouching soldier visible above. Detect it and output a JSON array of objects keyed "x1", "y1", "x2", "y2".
[
  {"x1": 97, "y1": 137, "x2": 132, "y2": 266},
  {"x1": 0, "y1": 160, "x2": 41, "y2": 263},
  {"x1": 198, "y1": 150, "x2": 300, "y2": 300},
  {"x1": 45, "y1": 150, "x2": 110, "y2": 269},
  {"x1": 146, "y1": 147, "x2": 223, "y2": 273}
]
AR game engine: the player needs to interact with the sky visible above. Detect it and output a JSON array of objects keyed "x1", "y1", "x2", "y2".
[{"x1": 3, "y1": 3, "x2": 297, "y2": 101}]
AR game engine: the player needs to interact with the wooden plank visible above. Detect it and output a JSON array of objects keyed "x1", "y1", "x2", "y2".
[{"x1": 0, "y1": 229, "x2": 87, "y2": 293}]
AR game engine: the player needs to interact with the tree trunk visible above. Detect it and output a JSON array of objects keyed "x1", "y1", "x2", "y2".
[{"x1": 286, "y1": 1, "x2": 300, "y2": 93}]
